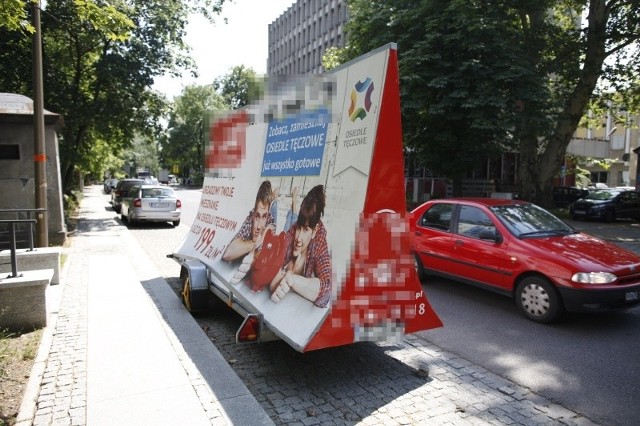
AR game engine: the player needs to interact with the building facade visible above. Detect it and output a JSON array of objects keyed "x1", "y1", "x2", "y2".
[
  {"x1": 567, "y1": 108, "x2": 640, "y2": 188},
  {"x1": 267, "y1": 0, "x2": 348, "y2": 75}
]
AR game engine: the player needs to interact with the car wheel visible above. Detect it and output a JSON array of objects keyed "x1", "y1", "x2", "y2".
[
  {"x1": 120, "y1": 212, "x2": 127, "y2": 223},
  {"x1": 172, "y1": 219, "x2": 181, "y2": 227},
  {"x1": 604, "y1": 209, "x2": 615, "y2": 223},
  {"x1": 515, "y1": 276, "x2": 563, "y2": 323},
  {"x1": 114, "y1": 205, "x2": 121, "y2": 214},
  {"x1": 414, "y1": 255, "x2": 427, "y2": 282}
]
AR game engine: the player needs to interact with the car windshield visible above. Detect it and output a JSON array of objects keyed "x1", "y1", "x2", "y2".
[
  {"x1": 490, "y1": 203, "x2": 575, "y2": 238},
  {"x1": 584, "y1": 190, "x2": 620, "y2": 200}
]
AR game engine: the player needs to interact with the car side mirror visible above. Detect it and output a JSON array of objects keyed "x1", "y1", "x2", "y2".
[{"x1": 479, "y1": 228, "x2": 502, "y2": 243}]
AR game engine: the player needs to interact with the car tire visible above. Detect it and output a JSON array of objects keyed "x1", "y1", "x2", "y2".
[
  {"x1": 515, "y1": 276, "x2": 563, "y2": 323},
  {"x1": 120, "y1": 212, "x2": 127, "y2": 223},
  {"x1": 172, "y1": 219, "x2": 181, "y2": 227},
  {"x1": 414, "y1": 255, "x2": 427, "y2": 282},
  {"x1": 604, "y1": 209, "x2": 615, "y2": 223},
  {"x1": 114, "y1": 206, "x2": 121, "y2": 214}
]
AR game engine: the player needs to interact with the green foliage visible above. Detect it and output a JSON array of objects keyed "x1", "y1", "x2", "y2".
[
  {"x1": 122, "y1": 134, "x2": 159, "y2": 177},
  {"x1": 0, "y1": 0, "x2": 229, "y2": 194},
  {"x1": 344, "y1": 0, "x2": 640, "y2": 206},
  {"x1": 161, "y1": 84, "x2": 228, "y2": 178},
  {"x1": 404, "y1": 1, "x2": 529, "y2": 186},
  {"x1": 322, "y1": 46, "x2": 349, "y2": 71},
  {"x1": 345, "y1": 0, "x2": 528, "y2": 192},
  {"x1": 213, "y1": 65, "x2": 263, "y2": 110},
  {"x1": 0, "y1": 0, "x2": 36, "y2": 33},
  {"x1": 160, "y1": 66, "x2": 266, "y2": 178}
]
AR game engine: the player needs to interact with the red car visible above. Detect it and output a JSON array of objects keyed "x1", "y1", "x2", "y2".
[{"x1": 411, "y1": 198, "x2": 640, "y2": 323}]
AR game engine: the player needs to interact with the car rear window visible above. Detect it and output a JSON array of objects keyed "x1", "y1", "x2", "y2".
[
  {"x1": 118, "y1": 179, "x2": 144, "y2": 189},
  {"x1": 141, "y1": 188, "x2": 174, "y2": 198}
]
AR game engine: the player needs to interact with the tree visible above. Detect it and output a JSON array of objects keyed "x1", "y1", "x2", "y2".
[
  {"x1": 161, "y1": 84, "x2": 227, "y2": 181},
  {"x1": 513, "y1": 0, "x2": 639, "y2": 205},
  {"x1": 399, "y1": 1, "x2": 528, "y2": 195},
  {"x1": 342, "y1": 0, "x2": 527, "y2": 194},
  {"x1": 213, "y1": 65, "x2": 263, "y2": 110},
  {"x1": 0, "y1": 0, "x2": 36, "y2": 33},
  {"x1": 341, "y1": 0, "x2": 640, "y2": 205},
  {"x1": 160, "y1": 66, "x2": 267, "y2": 182},
  {"x1": 122, "y1": 134, "x2": 159, "y2": 178},
  {"x1": 0, "y1": 0, "x2": 229, "y2": 192}
]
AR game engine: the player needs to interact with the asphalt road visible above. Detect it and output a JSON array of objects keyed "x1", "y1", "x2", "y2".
[{"x1": 418, "y1": 218, "x2": 640, "y2": 426}]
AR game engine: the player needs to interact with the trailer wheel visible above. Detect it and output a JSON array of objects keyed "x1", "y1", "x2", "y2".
[
  {"x1": 181, "y1": 272, "x2": 194, "y2": 312},
  {"x1": 180, "y1": 266, "x2": 210, "y2": 313}
]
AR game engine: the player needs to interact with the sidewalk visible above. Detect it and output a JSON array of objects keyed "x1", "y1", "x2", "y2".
[{"x1": 16, "y1": 185, "x2": 273, "y2": 425}]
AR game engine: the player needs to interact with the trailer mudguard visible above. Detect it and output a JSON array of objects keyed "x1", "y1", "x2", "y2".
[{"x1": 173, "y1": 43, "x2": 442, "y2": 351}]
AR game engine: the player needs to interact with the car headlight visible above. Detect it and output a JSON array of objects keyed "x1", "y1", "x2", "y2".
[{"x1": 571, "y1": 272, "x2": 617, "y2": 284}]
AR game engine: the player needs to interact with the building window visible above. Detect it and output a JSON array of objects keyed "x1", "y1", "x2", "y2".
[
  {"x1": 590, "y1": 171, "x2": 608, "y2": 184},
  {"x1": 0, "y1": 144, "x2": 20, "y2": 160}
]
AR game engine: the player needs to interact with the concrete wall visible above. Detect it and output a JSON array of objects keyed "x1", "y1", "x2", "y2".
[
  {"x1": 0, "y1": 94, "x2": 67, "y2": 246},
  {"x1": 0, "y1": 269, "x2": 52, "y2": 331}
]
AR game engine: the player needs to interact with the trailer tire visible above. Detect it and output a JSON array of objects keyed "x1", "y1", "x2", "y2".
[{"x1": 180, "y1": 267, "x2": 209, "y2": 313}]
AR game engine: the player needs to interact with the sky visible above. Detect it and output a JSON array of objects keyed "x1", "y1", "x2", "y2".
[{"x1": 153, "y1": 0, "x2": 297, "y2": 99}]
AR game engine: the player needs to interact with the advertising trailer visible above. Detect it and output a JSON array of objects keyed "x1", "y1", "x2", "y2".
[{"x1": 169, "y1": 43, "x2": 442, "y2": 352}]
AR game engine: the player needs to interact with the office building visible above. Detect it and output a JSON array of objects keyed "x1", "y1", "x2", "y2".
[{"x1": 268, "y1": 0, "x2": 348, "y2": 75}]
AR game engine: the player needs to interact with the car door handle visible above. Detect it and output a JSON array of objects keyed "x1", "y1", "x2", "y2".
[{"x1": 454, "y1": 239, "x2": 464, "y2": 246}]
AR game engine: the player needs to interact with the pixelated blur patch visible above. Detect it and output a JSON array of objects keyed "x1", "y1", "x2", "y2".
[
  {"x1": 253, "y1": 74, "x2": 338, "y2": 123},
  {"x1": 206, "y1": 110, "x2": 248, "y2": 171},
  {"x1": 329, "y1": 212, "x2": 422, "y2": 341}
]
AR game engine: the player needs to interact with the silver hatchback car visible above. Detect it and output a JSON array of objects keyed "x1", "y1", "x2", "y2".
[{"x1": 120, "y1": 184, "x2": 181, "y2": 227}]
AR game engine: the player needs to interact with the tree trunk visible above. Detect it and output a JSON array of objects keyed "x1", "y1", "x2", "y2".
[{"x1": 519, "y1": 0, "x2": 610, "y2": 209}]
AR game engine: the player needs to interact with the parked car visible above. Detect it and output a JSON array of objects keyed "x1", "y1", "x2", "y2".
[
  {"x1": 120, "y1": 184, "x2": 181, "y2": 227},
  {"x1": 103, "y1": 178, "x2": 119, "y2": 194},
  {"x1": 110, "y1": 178, "x2": 146, "y2": 213},
  {"x1": 552, "y1": 186, "x2": 588, "y2": 208},
  {"x1": 569, "y1": 188, "x2": 640, "y2": 222},
  {"x1": 411, "y1": 198, "x2": 640, "y2": 323}
]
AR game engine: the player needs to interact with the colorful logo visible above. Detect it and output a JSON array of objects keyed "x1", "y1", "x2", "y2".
[{"x1": 348, "y1": 78, "x2": 374, "y2": 121}]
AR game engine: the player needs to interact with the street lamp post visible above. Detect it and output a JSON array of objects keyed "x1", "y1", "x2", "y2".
[{"x1": 32, "y1": 1, "x2": 48, "y2": 247}]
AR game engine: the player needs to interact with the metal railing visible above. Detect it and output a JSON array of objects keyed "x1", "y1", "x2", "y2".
[
  {"x1": 0, "y1": 209, "x2": 45, "y2": 278},
  {"x1": 0, "y1": 219, "x2": 37, "y2": 278}
]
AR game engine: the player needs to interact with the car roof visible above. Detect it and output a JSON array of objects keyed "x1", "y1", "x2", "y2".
[
  {"x1": 430, "y1": 197, "x2": 529, "y2": 207},
  {"x1": 137, "y1": 184, "x2": 174, "y2": 189},
  {"x1": 116, "y1": 179, "x2": 145, "y2": 187}
]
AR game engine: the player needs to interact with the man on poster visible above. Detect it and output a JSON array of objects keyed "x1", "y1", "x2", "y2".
[{"x1": 223, "y1": 180, "x2": 276, "y2": 283}]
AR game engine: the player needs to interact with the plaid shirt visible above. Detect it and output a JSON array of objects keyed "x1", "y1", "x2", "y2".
[
  {"x1": 282, "y1": 221, "x2": 331, "y2": 308},
  {"x1": 235, "y1": 209, "x2": 275, "y2": 241}
]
